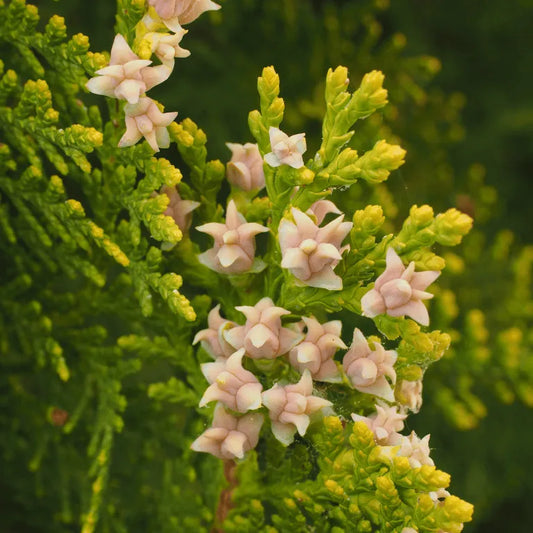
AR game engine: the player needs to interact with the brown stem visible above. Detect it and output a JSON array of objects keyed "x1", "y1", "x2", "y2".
[{"x1": 212, "y1": 460, "x2": 238, "y2": 533}]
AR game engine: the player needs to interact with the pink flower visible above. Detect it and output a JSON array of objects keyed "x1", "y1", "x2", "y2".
[
  {"x1": 146, "y1": 29, "x2": 190, "y2": 67},
  {"x1": 196, "y1": 200, "x2": 269, "y2": 274},
  {"x1": 149, "y1": 0, "x2": 221, "y2": 33},
  {"x1": 361, "y1": 247, "x2": 440, "y2": 326},
  {"x1": 389, "y1": 431, "x2": 434, "y2": 469},
  {"x1": 224, "y1": 297, "x2": 303, "y2": 360},
  {"x1": 342, "y1": 329, "x2": 397, "y2": 402},
  {"x1": 191, "y1": 403, "x2": 263, "y2": 460},
  {"x1": 351, "y1": 404, "x2": 407, "y2": 445},
  {"x1": 226, "y1": 142, "x2": 265, "y2": 191},
  {"x1": 119, "y1": 97, "x2": 177, "y2": 152},
  {"x1": 199, "y1": 349, "x2": 263, "y2": 412},
  {"x1": 193, "y1": 305, "x2": 237, "y2": 360},
  {"x1": 159, "y1": 186, "x2": 199, "y2": 233},
  {"x1": 264, "y1": 127, "x2": 306, "y2": 169},
  {"x1": 288, "y1": 316, "x2": 346, "y2": 382},
  {"x1": 279, "y1": 207, "x2": 352, "y2": 290},
  {"x1": 262, "y1": 371, "x2": 332, "y2": 445},
  {"x1": 86, "y1": 34, "x2": 171, "y2": 104},
  {"x1": 398, "y1": 379, "x2": 423, "y2": 413}
]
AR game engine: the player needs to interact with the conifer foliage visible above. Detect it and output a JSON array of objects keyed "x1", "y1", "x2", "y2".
[{"x1": 1, "y1": 1, "x2": 476, "y2": 531}]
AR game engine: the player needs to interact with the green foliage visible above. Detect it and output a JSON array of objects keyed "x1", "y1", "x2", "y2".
[{"x1": 1, "y1": 1, "x2": 531, "y2": 533}]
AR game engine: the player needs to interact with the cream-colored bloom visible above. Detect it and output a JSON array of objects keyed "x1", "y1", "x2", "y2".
[
  {"x1": 389, "y1": 431, "x2": 434, "y2": 469},
  {"x1": 146, "y1": 29, "x2": 190, "y2": 67},
  {"x1": 86, "y1": 34, "x2": 171, "y2": 104},
  {"x1": 159, "y1": 186, "x2": 199, "y2": 233},
  {"x1": 306, "y1": 200, "x2": 341, "y2": 224},
  {"x1": 199, "y1": 349, "x2": 263, "y2": 412},
  {"x1": 288, "y1": 316, "x2": 345, "y2": 382},
  {"x1": 149, "y1": 0, "x2": 221, "y2": 33},
  {"x1": 398, "y1": 379, "x2": 423, "y2": 413},
  {"x1": 118, "y1": 97, "x2": 177, "y2": 152},
  {"x1": 279, "y1": 207, "x2": 352, "y2": 290},
  {"x1": 262, "y1": 371, "x2": 332, "y2": 446},
  {"x1": 193, "y1": 305, "x2": 237, "y2": 360},
  {"x1": 196, "y1": 200, "x2": 269, "y2": 274},
  {"x1": 191, "y1": 403, "x2": 263, "y2": 460},
  {"x1": 226, "y1": 142, "x2": 265, "y2": 191},
  {"x1": 343, "y1": 329, "x2": 397, "y2": 402},
  {"x1": 264, "y1": 127, "x2": 306, "y2": 169},
  {"x1": 224, "y1": 297, "x2": 303, "y2": 360},
  {"x1": 351, "y1": 404, "x2": 406, "y2": 445},
  {"x1": 361, "y1": 247, "x2": 440, "y2": 326}
]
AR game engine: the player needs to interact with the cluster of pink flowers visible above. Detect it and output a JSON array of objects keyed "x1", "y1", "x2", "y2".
[
  {"x1": 190, "y1": 293, "x2": 433, "y2": 459},
  {"x1": 87, "y1": 1, "x2": 220, "y2": 152}
]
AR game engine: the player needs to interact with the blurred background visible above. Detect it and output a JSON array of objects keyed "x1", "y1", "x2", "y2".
[{"x1": 16, "y1": 0, "x2": 533, "y2": 530}]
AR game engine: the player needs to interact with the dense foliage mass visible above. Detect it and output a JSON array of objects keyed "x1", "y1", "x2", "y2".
[{"x1": 0, "y1": 1, "x2": 531, "y2": 532}]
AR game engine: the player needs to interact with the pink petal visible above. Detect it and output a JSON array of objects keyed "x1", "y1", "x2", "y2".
[
  {"x1": 86, "y1": 75, "x2": 117, "y2": 97},
  {"x1": 271, "y1": 420, "x2": 297, "y2": 446},
  {"x1": 354, "y1": 376, "x2": 395, "y2": 402},
  {"x1": 264, "y1": 152, "x2": 281, "y2": 167},
  {"x1": 291, "y1": 208, "x2": 319, "y2": 239},
  {"x1": 410, "y1": 270, "x2": 441, "y2": 291},
  {"x1": 217, "y1": 244, "x2": 248, "y2": 268},
  {"x1": 223, "y1": 326, "x2": 246, "y2": 350},
  {"x1": 388, "y1": 300, "x2": 430, "y2": 326},
  {"x1": 307, "y1": 200, "x2": 341, "y2": 225},
  {"x1": 221, "y1": 430, "x2": 247, "y2": 459},
  {"x1": 123, "y1": 59, "x2": 152, "y2": 77},
  {"x1": 375, "y1": 248, "x2": 405, "y2": 290},
  {"x1": 115, "y1": 79, "x2": 143, "y2": 104},
  {"x1": 236, "y1": 382, "x2": 263, "y2": 412},
  {"x1": 262, "y1": 385, "x2": 286, "y2": 414},
  {"x1": 282, "y1": 152, "x2": 304, "y2": 169},
  {"x1": 305, "y1": 396, "x2": 333, "y2": 413},
  {"x1": 279, "y1": 412, "x2": 310, "y2": 436},
  {"x1": 143, "y1": 65, "x2": 172, "y2": 91},
  {"x1": 109, "y1": 34, "x2": 138, "y2": 64},
  {"x1": 361, "y1": 288, "x2": 386, "y2": 317},
  {"x1": 278, "y1": 327, "x2": 304, "y2": 355},
  {"x1": 236, "y1": 412, "x2": 264, "y2": 448},
  {"x1": 306, "y1": 267, "x2": 343, "y2": 290}
]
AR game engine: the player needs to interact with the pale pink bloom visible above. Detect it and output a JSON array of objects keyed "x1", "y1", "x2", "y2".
[
  {"x1": 193, "y1": 305, "x2": 237, "y2": 360},
  {"x1": 199, "y1": 349, "x2": 263, "y2": 412},
  {"x1": 306, "y1": 200, "x2": 342, "y2": 224},
  {"x1": 279, "y1": 207, "x2": 352, "y2": 290},
  {"x1": 262, "y1": 370, "x2": 332, "y2": 446},
  {"x1": 196, "y1": 200, "x2": 269, "y2": 274},
  {"x1": 351, "y1": 404, "x2": 407, "y2": 445},
  {"x1": 86, "y1": 34, "x2": 171, "y2": 104},
  {"x1": 224, "y1": 297, "x2": 303, "y2": 360},
  {"x1": 361, "y1": 247, "x2": 440, "y2": 326},
  {"x1": 118, "y1": 97, "x2": 177, "y2": 152},
  {"x1": 149, "y1": 0, "x2": 221, "y2": 33},
  {"x1": 264, "y1": 127, "x2": 306, "y2": 169},
  {"x1": 288, "y1": 316, "x2": 346, "y2": 382},
  {"x1": 343, "y1": 329, "x2": 397, "y2": 402},
  {"x1": 398, "y1": 379, "x2": 423, "y2": 413},
  {"x1": 146, "y1": 29, "x2": 190, "y2": 67},
  {"x1": 159, "y1": 186, "x2": 199, "y2": 233},
  {"x1": 401, "y1": 529, "x2": 418, "y2": 533},
  {"x1": 191, "y1": 403, "x2": 263, "y2": 460},
  {"x1": 389, "y1": 431, "x2": 434, "y2": 469},
  {"x1": 226, "y1": 143, "x2": 265, "y2": 191}
]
